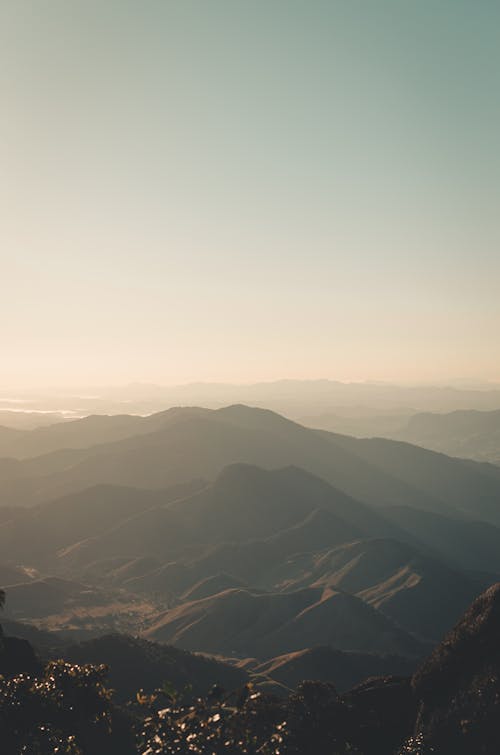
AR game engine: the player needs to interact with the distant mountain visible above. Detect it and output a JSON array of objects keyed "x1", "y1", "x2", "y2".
[
  {"x1": 13, "y1": 463, "x2": 392, "y2": 572},
  {"x1": 318, "y1": 428, "x2": 500, "y2": 523},
  {"x1": 145, "y1": 586, "x2": 427, "y2": 659},
  {"x1": 0, "y1": 411, "x2": 66, "y2": 430},
  {"x1": 391, "y1": 408, "x2": 500, "y2": 464},
  {"x1": 3, "y1": 405, "x2": 500, "y2": 529},
  {"x1": 299, "y1": 407, "x2": 414, "y2": 437},
  {"x1": 2, "y1": 403, "x2": 500, "y2": 674},
  {"x1": 124, "y1": 378, "x2": 500, "y2": 415},
  {"x1": 6, "y1": 379, "x2": 500, "y2": 420},
  {"x1": 0, "y1": 407, "x2": 211, "y2": 460}
]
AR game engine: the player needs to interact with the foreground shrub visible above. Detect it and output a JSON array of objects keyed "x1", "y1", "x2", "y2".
[
  {"x1": 138, "y1": 680, "x2": 361, "y2": 754},
  {"x1": 0, "y1": 660, "x2": 115, "y2": 754}
]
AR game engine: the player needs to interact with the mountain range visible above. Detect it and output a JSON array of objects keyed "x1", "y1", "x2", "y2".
[
  {"x1": 2, "y1": 404, "x2": 500, "y2": 519},
  {"x1": 303, "y1": 405, "x2": 500, "y2": 466},
  {"x1": 2, "y1": 403, "x2": 500, "y2": 691},
  {"x1": 390, "y1": 408, "x2": 500, "y2": 464}
]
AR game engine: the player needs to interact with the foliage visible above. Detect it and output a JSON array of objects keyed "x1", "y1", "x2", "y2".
[
  {"x1": 398, "y1": 732, "x2": 436, "y2": 754},
  {"x1": 137, "y1": 680, "x2": 361, "y2": 755},
  {"x1": 275, "y1": 680, "x2": 361, "y2": 754},
  {"x1": 138, "y1": 684, "x2": 281, "y2": 754},
  {"x1": 0, "y1": 660, "x2": 114, "y2": 754}
]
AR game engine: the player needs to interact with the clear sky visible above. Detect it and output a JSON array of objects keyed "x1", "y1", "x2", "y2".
[{"x1": 1, "y1": 1, "x2": 499, "y2": 387}]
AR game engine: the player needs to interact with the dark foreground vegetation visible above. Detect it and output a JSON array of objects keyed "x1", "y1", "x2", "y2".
[{"x1": 2, "y1": 583, "x2": 500, "y2": 754}]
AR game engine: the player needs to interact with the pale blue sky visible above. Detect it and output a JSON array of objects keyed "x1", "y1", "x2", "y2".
[{"x1": 1, "y1": 1, "x2": 499, "y2": 386}]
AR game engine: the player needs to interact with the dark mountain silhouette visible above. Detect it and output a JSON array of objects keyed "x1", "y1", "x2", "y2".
[
  {"x1": 410, "y1": 582, "x2": 500, "y2": 753},
  {"x1": 253, "y1": 645, "x2": 416, "y2": 693},
  {"x1": 145, "y1": 586, "x2": 427, "y2": 659},
  {"x1": 62, "y1": 633, "x2": 248, "y2": 703},
  {"x1": 1, "y1": 618, "x2": 65, "y2": 655},
  {"x1": 0, "y1": 633, "x2": 40, "y2": 677}
]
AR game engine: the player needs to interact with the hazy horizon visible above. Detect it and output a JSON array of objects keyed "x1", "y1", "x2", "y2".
[
  {"x1": 2, "y1": 1, "x2": 499, "y2": 386},
  {"x1": 2, "y1": 375, "x2": 500, "y2": 394}
]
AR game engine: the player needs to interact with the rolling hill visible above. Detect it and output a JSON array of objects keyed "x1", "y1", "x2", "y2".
[
  {"x1": 381, "y1": 503, "x2": 500, "y2": 574},
  {"x1": 0, "y1": 456, "x2": 493, "y2": 648},
  {"x1": 145, "y1": 586, "x2": 427, "y2": 659},
  {"x1": 0, "y1": 479, "x2": 203, "y2": 565},
  {"x1": 0, "y1": 464, "x2": 397, "y2": 572},
  {"x1": 0, "y1": 407, "x2": 211, "y2": 460},
  {"x1": 252, "y1": 645, "x2": 416, "y2": 693},
  {"x1": 62, "y1": 633, "x2": 249, "y2": 702},
  {"x1": 0, "y1": 405, "x2": 499, "y2": 525},
  {"x1": 1, "y1": 404, "x2": 500, "y2": 685}
]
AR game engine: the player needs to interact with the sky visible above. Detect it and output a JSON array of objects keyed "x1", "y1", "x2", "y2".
[{"x1": 1, "y1": 0, "x2": 499, "y2": 387}]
